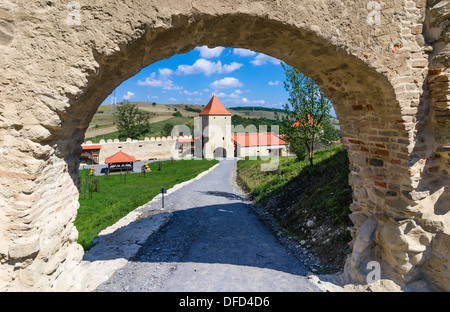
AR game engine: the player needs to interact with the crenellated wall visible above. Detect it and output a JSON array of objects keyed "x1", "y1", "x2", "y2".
[{"x1": 83, "y1": 136, "x2": 192, "y2": 163}]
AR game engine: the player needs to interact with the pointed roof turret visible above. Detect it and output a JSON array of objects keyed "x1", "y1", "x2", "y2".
[
  {"x1": 199, "y1": 95, "x2": 232, "y2": 116},
  {"x1": 105, "y1": 151, "x2": 136, "y2": 164}
]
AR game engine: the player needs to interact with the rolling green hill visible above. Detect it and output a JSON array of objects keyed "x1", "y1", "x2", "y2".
[
  {"x1": 85, "y1": 101, "x2": 339, "y2": 142},
  {"x1": 85, "y1": 101, "x2": 288, "y2": 142}
]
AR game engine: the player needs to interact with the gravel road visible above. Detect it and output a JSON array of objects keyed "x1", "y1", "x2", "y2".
[{"x1": 95, "y1": 159, "x2": 323, "y2": 292}]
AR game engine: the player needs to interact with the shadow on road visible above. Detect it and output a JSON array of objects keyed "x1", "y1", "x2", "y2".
[
  {"x1": 84, "y1": 202, "x2": 309, "y2": 277},
  {"x1": 198, "y1": 190, "x2": 247, "y2": 201}
]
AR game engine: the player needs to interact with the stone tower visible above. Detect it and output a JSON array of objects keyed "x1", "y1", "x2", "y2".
[{"x1": 199, "y1": 95, "x2": 233, "y2": 159}]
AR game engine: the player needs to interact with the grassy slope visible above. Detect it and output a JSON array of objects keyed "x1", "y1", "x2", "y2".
[
  {"x1": 75, "y1": 158, "x2": 218, "y2": 251},
  {"x1": 237, "y1": 145, "x2": 353, "y2": 273}
]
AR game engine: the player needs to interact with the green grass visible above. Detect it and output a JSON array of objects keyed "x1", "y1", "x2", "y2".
[
  {"x1": 237, "y1": 145, "x2": 351, "y2": 220},
  {"x1": 236, "y1": 145, "x2": 353, "y2": 270},
  {"x1": 75, "y1": 158, "x2": 218, "y2": 251}
]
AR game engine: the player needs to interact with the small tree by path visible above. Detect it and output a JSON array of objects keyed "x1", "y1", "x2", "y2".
[{"x1": 277, "y1": 63, "x2": 332, "y2": 166}]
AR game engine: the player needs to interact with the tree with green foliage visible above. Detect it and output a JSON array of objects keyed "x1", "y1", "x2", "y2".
[
  {"x1": 161, "y1": 123, "x2": 174, "y2": 137},
  {"x1": 321, "y1": 117, "x2": 341, "y2": 143},
  {"x1": 114, "y1": 102, "x2": 151, "y2": 140},
  {"x1": 278, "y1": 63, "x2": 332, "y2": 166}
]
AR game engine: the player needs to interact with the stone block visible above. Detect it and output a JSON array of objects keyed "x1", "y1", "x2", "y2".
[
  {"x1": 369, "y1": 158, "x2": 384, "y2": 167},
  {"x1": 352, "y1": 216, "x2": 378, "y2": 256},
  {"x1": 8, "y1": 235, "x2": 40, "y2": 260}
]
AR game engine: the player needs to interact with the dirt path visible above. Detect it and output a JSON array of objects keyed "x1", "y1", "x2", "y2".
[{"x1": 95, "y1": 159, "x2": 323, "y2": 292}]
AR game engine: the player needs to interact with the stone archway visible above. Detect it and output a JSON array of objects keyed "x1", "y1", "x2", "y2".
[{"x1": 0, "y1": 1, "x2": 448, "y2": 291}]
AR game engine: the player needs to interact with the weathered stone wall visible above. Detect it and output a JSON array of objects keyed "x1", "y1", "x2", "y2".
[
  {"x1": 421, "y1": 0, "x2": 450, "y2": 291},
  {"x1": 0, "y1": 0, "x2": 448, "y2": 291}
]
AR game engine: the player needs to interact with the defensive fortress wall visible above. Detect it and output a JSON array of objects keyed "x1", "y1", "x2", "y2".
[{"x1": 83, "y1": 136, "x2": 192, "y2": 164}]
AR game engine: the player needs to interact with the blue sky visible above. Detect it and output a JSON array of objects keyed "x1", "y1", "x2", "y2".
[
  {"x1": 103, "y1": 46, "x2": 287, "y2": 108},
  {"x1": 102, "y1": 46, "x2": 336, "y2": 116}
]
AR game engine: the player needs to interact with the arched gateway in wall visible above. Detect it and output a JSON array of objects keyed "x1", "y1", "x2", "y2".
[{"x1": 0, "y1": 1, "x2": 448, "y2": 291}]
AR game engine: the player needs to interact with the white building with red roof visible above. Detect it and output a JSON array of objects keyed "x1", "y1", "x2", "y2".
[
  {"x1": 199, "y1": 95, "x2": 289, "y2": 158},
  {"x1": 198, "y1": 95, "x2": 234, "y2": 159},
  {"x1": 233, "y1": 132, "x2": 289, "y2": 158}
]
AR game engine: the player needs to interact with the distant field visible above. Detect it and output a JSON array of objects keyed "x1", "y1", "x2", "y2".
[
  {"x1": 85, "y1": 101, "x2": 336, "y2": 142},
  {"x1": 86, "y1": 102, "x2": 286, "y2": 136},
  {"x1": 85, "y1": 115, "x2": 194, "y2": 142}
]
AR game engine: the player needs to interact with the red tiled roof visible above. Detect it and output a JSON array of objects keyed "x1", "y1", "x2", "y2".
[
  {"x1": 82, "y1": 145, "x2": 102, "y2": 150},
  {"x1": 105, "y1": 151, "x2": 136, "y2": 164},
  {"x1": 233, "y1": 132, "x2": 287, "y2": 147},
  {"x1": 177, "y1": 138, "x2": 194, "y2": 143},
  {"x1": 291, "y1": 114, "x2": 321, "y2": 128},
  {"x1": 177, "y1": 135, "x2": 201, "y2": 143},
  {"x1": 199, "y1": 95, "x2": 232, "y2": 116}
]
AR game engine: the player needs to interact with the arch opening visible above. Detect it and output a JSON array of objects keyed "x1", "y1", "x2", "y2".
[
  {"x1": 213, "y1": 147, "x2": 227, "y2": 159},
  {"x1": 64, "y1": 13, "x2": 402, "y2": 287}
]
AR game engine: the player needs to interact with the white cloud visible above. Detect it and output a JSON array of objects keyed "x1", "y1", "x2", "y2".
[
  {"x1": 123, "y1": 91, "x2": 135, "y2": 100},
  {"x1": 233, "y1": 48, "x2": 257, "y2": 57},
  {"x1": 215, "y1": 92, "x2": 228, "y2": 98},
  {"x1": 210, "y1": 77, "x2": 243, "y2": 89},
  {"x1": 159, "y1": 68, "x2": 174, "y2": 76},
  {"x1": 222, "y1": 62, "x2": 243, "y2": 73},
  {"x1": 195, "y1": 46, "x2": 225, "y2": 58},
  {"x1": 176, "y1": 59, "x2": 243, "y2": 76},
  {"x1": 169, "y1": 98, "x2": 177, "y2": 102},
  {"x1": 181, "y1": 90, "x2": 203, "y2": 96},
  {"x1": 237, "y1": 98, "x2": 266, "y2": 105},
  {"x1": 268, "y1": 80, "x2": 280, "y2": 86},
  {"x1": 137, "y1": 72, "x2": 182, "y2": 90},
  {"x1": 224, "y1": 92, "x2": 266, "y2": 106},
  {"x1": 252, "y1": 99, "x2": 266, "y2": 104},
  {"x1": 251, "y1": 53, "x2": 281, "y2": 66},
  {"x1": 213, "y1": 89, "x2": 245, "y2": 100},
  {"x1": 229, "y1": 89, "x2": 243, "y2": 98}
]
